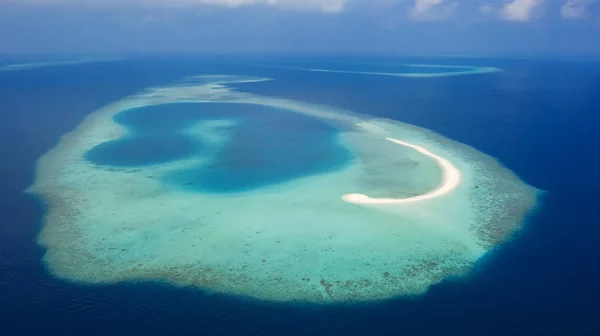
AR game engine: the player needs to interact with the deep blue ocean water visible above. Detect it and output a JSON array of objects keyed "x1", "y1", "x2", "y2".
[{"x1": 1, "y1": 56, "x2": 600, "y2": 335}]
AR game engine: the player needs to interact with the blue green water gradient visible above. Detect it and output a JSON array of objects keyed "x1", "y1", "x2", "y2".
[{"x1": 84, "y1": 102, "x2": 353, "y2": 193}]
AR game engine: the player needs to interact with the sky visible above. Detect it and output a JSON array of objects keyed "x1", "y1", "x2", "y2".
[{"x1": 0, "y1": 0, "x2": 598, "y2": 56}]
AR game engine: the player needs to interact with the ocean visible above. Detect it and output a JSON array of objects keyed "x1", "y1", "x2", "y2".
[{"x1": 1, "y1": 56, "x2": 599, "y2": 335}]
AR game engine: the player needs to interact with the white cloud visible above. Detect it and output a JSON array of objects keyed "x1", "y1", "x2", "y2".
[
  {"x1": 500, "y1": 0, "x2": 544, "y2": 21},
  {"x1": 413, "y1": 0, "x2": 444, "y2": 14},
  {"x1": 478, "y1": 4, "x2": 494, "y2": 14},
  {"x1": 561, "y1": 0, "x2": 596, "y2": 18},
  {"x1": 410, "y1": 0, "x2": 457, "y2": 20},
  {"x1": 6, "y1": 0, "x2": 350, "y2": 13}
]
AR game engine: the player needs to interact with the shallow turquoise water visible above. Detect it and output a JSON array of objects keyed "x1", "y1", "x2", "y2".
[{"x1": 85, "y1": 102, "x2": 353, "y2": 193}]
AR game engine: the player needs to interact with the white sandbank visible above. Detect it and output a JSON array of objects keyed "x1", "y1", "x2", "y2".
[{"x1": 343, "y1": 137, "x2": 461, "y2": 204}]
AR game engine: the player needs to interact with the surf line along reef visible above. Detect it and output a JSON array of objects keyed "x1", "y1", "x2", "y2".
[{"x1": 30, "y1": 74, "x2": 539, "y2": 303}]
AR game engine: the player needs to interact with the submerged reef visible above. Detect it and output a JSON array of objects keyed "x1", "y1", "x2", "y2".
[
  {"x1": 253, "y1": 63, "x2": 502, "y2": 78},
  {"x1": 30, "y1": 73, "x2": 539, "y2": 303}
]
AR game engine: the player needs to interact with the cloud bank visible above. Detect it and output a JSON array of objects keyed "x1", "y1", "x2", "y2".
[
  {"x1": 561, "y1": 0, "x2": 596, "y2": 18},
  {"x1": 5, "y1": 0, "x2": 597, "y2": 21},
  {"x1": 9, "y1": 0, "x2": 350, "y2": 13},
  {"x1": 500, "y1": 0, "x2": 545, "y2": 21},
  {"x1": 410, "y1": 0, "x2": 458, "y2": 20}
]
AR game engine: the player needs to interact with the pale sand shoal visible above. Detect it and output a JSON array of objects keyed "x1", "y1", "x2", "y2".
[{"x1": 343, "y1": 137, "x2": 461, "y2": 204}]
